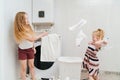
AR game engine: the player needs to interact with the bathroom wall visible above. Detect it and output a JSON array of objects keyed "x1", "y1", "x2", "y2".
[
  {"x1": 1, "y1": 1, "x2": 120, "y2": 80},
  {"x1": 54, "y1": 0, "x2": 120, "y2": 72},
  {"x1": 1, "y1": 0, "x2": 32, "y2": 80},
  {"x1": 0, "y1": 0, "x2": 4, "y2": 79}
]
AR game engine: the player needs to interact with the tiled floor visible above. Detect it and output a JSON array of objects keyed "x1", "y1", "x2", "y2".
[
  {"x1": 19, "y1": 70, "x2": 120, "y2": 80},
  {"x1": 81, "y1": 70, "x2": 120, "y2": 80}
]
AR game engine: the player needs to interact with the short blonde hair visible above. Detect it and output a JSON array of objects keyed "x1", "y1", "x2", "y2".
[
  {"x1": 93, "y1": 28, "x2": 104, "y2": 40},
  {"x1": 14, "y1": 12, "x2": 34, "y2": 43}
]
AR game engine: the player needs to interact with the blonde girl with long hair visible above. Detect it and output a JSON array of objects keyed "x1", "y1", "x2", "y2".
[
  {"x1": 14, "y1": 12, "x2": 48, "y2": 80},
  {"x1": 82, "y1": 28, "x2": 107, "y2": 80}
]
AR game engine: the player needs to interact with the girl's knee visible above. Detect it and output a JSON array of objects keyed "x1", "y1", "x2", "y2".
[
  {"x1": 29, "y1": 63, "x2": 34, "y2": 69},
  {"x1": 21, "y1": 66, "x2": 26, "y2": 72}
]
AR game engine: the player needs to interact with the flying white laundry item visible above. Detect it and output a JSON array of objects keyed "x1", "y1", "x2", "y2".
[
  {"x1": 76, "y1": 30, "x2": 87, "y2": 47},
  {"x1": 69, "y1": 19, "x2": 87, "y2": 31}
]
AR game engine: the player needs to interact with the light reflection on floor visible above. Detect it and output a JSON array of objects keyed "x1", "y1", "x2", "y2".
[{"x1": 81, "y1": 70, "x2": 120, "y2": 80}]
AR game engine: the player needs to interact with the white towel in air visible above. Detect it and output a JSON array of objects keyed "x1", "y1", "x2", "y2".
[
  {"x1": 41, "y1": 33, "x2": 61, "y2": 62},
  {"x1": 76, "y1": 30, "x2": 87, "y2": 47}
]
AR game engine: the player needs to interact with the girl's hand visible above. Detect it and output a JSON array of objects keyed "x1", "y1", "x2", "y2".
[
  {"x1": 95, "y1": 40, "x2": 107, "y2": 49},
  {"x1": 33, "y1": 47, "x2": 36, "y2": 54},
  {"x1": 88, "y1": 41, "x2": 93, "y2": 45},
  {"x1": 41, "y1": 32, "x2": 48, "y2": 37}
]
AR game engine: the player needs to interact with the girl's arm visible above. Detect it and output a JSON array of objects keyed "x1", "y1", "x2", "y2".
[
  {"x1": 26, "y1": 32, "x2": 48, "y2": 42},
  {"x1": 97, "y1": 40, "x2": 107, "y2": 46},
  {"x1": 94, "y1": 40, "x2": 107, "y2": 49}
]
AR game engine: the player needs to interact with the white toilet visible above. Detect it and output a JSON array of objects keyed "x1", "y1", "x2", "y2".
[{"x1": 58, "y1": 57, "x2": 83, "y2": 80}]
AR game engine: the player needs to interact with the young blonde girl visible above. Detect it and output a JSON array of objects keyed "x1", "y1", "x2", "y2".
[
  {"x1": 14, "y1": 12, "x2": 47, "y2": 80},
  {"x1": 83, "y1": 28, "x2": 107, "y2": 80}
]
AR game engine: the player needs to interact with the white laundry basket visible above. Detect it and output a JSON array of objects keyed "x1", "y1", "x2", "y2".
[{"x1": 58, "y1": 57, "x2": 83, "y2": 80}]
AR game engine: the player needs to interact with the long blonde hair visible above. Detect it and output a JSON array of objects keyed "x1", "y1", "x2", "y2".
[
  {"x1": 14, "y1": 12, "x2": 34, "y2": 43},
  {"x1": 93, "y1": 28, "x2": 104, "y2": 40}
]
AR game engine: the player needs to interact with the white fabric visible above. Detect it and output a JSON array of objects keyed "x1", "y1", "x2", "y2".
[
  {"x1": 34, "y1": 41, "x2": 41, "y2": 47},
  {"x1": 76, "y1": 30, "x2": 87, "y2": 47},
  {"x1": 69, "y1": 19, "x2": 87, "y2": 31},
  {"x1": 68, "y1": 19, "x2": 87, "y2": 47},
  {"x1": 41, "y1": 33, "x2": 61, "y2": 62},
  {"x1": 19, "y1": 40, "x2": 33, "y2": 49}
]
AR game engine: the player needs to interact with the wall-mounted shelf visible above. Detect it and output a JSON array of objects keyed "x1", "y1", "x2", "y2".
[
  {"x1": 32, "y1": 22, "x2": 54, "y2": 27},
  {"x1": 33, "y1": 22, "x2": 54, "y2": 33}
]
